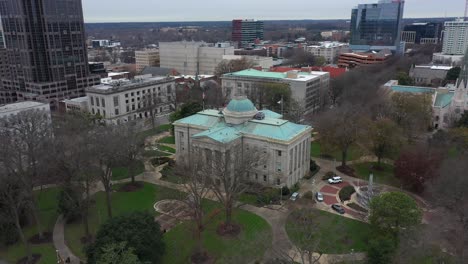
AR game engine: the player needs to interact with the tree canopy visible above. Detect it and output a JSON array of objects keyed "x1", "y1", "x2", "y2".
[
  {"x1": 370, "y1": 192, "x2": 422, "y2": 234},
  {"x1": 86, "y1": 211, "x2": 165, "y2": 264}
]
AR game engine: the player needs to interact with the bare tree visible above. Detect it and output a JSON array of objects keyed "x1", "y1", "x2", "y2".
[
  {"x1": 214, "y1": 57, "x2": 255, "y2": 77},
  {"x1": 92, "y1": 125, "x2": 126, "y2": 218},
  {"x1": 0, "y1": 164, "x2": 33, "y2": 263},
  {"x1": 139, "y1": 91, "x2": 165, "y2": 129},
  {"x1": 119, "y1": 122, "x2": 145, "y2": 185},
  {"x1": 316, "y1": 105, "x2": 365, "y2": 168},
  {"x1": 426, "y1": 156, "x2": 468, "y2": 262},
  {"x1": 53, "y1": 112, "x2": 99, "y2": 238},
  {"x1": 0, "y1": 110, "x2": 53, "y2": 239},
  {"x1": 285, "y1": 99, "x2": 306, "y2": 123},
  {"x1": 175, "y1": 156, "x2": 211, "y2": 261},
  {"x1": 197, "y1": 143, "x2": 266, "y2": 232}
]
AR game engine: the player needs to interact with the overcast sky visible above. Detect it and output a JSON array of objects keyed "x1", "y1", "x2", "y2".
[{"x1": 82, "y1": 0, "x2": 462, "y2": 23}]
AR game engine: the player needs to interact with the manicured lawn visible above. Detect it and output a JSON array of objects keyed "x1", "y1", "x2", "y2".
[
  {"x1": 0, "y1": 188, "x2": 61, "y2": 264},
  {"x1": 286, "y1": 209, "x2": 371, "y2": 254},
  {"x1": 111, "y1": 160, "x2": 145, "y2": 180},
  {"x1": 143, "y1": 149, "x2": 172, "y2": 157},
  {"x1": 160, "y1": 165, "x2": 187, "y2": 184},
  {"x1": 351, "y1": 162, "x2": 400, "y2": 187},
  {"x1": 162, "y1": 201, "x2": 272, "y2": 264},
  {"x1": 65, "y1": 182, "x2": 184, "y2": 260},
  {"x1": 311, "y1": 141, "x2": 365, "y2": 162},
  {"x1": 137, "y1": 124, "x2": 172, "y2": 139},
  {"x1": 158, "y1": 136, "x2": 175, "y2": 144},
  {"x1": 158, "y1": 144, "x2": 176, "y2": 153}
]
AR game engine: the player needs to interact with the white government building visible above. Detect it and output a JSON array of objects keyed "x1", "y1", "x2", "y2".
[{"x1": 173, "y1": 97, "x2": 312, "y2": 188}]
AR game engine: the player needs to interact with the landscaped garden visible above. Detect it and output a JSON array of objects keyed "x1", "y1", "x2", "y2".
[
  {"x1": 0, "y1": 188, "x2": 61, "y2": 264},
  {"x1": 111, "y1": 160, "x2": 145, "y2": 180},
  {"x1": 162, "y1": 200, "x2": 272, "y2": 264},
  {"x1": 160, "y1": 163, "x2": 188, "y2": 184},
  {"x1": 286, "y1": 209, "x2": 371, "y2": 254},
  {"x1": 158, "y1": 135, "x2": 175, "y2": 144},
  {"x1": 351, "y1": 162, "x2": 400, "y2": 187},
  {"x1": 310, "y1": 140, "x2": 365, "y2": 162},
  {"x1": 64, "y1": 182, "x2": 184, "y2": 260}
]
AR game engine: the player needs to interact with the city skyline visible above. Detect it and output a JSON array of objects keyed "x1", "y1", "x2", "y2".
[{"x1": 82, "y1": 0, "x2": 462, "y2": 23}]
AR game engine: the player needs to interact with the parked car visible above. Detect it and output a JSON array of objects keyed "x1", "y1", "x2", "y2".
[
  {"x1": 290, "y1": 192, "x2": 299, "y2": 201},
  {"x1": 331, "y1": 204, "x2": 345, "y2": 214},
  {"x1": 315, "y1": 192, "x2": 324, "y2": 202},
  {"x1": 328, "y1": 176, "x2": 343, "y2": 184}
]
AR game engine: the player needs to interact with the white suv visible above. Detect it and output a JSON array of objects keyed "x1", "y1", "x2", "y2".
[{"x1": 328, "y1": 176, "x2": 343, "y2": 184}]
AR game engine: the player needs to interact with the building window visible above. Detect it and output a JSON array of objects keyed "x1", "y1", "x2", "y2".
[
  {"x1": 90, "y1": 96, "x2": 94, "y2": 106},
  {"x1": 125, "y1": 93, "x2": 128, "y2": 98},
  {"x1": 255, "y1": 173, "x2": 258, "y2": 180},
  {"x1": 113, "y1": 96, "x2": 119, "y2": 107},
  {"x1": 101, "y1": 98, "x2": 105, "y2": 107},
  {"x1": 96, "y1": 98, "x2": 100, "y2": 107},
  {"x1": 263, "y1": 175, "x2": 267, "y2": 182},
  {"x1": 115, "y1": 109, "x2": 119, "y2": 115},
  {"x1": 277, "y1": 179, "x2": 280, "y2": 185},
  {"x1": 278, "y1": 150, "x2": 282, "y2": 156}
]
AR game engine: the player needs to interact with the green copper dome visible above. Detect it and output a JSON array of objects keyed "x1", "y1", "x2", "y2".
[{"x1": 226, "y1": 98, "x2": 256, "y2": 113}]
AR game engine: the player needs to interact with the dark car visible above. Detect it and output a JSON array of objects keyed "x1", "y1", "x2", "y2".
[{"x1": 331, "y1": 204, "x2": 345, "y2": 214}]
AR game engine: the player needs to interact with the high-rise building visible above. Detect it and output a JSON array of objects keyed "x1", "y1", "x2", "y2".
[
  {"x1": 232, "y1": 19, "x2": 264, "y2": 48},
  {"x1": 159, "y1": 41, "x2": 234, "y2": 75},
  {"x1": 135, "y1": 49, "x2": 160, "y2": 73},
  {"x1": 0, "y1": 0, "x2": 100, "y2": 107},
  {"x1": 350, "y1": 0, "x2": 405, "y2": 52},
  {"x1": 402, "y1": 22, "x2": 443, "y2": 44},
  {"x1": 442, "y1": 19, "x2": 468, "y2": 56}
]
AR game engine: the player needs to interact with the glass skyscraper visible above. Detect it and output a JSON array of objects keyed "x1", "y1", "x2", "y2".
[
  {"x1": 350, "y1": 0, "x2": 405, "y2": 52},
  {"x1": 0, "y1": 0, "x2": 99, "y2": 107}
]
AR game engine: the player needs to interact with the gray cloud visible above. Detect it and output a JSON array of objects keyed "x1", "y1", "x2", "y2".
[{"x1": 82, "y1": 0, "x2": 462, "y2": 22}]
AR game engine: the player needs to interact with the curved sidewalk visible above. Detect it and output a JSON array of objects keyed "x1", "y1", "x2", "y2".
[{"x1": 53, "y1": 215, "x2": 82, "y2": 264}]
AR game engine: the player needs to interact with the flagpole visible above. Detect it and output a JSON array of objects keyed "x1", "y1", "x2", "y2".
[{"x1": 281, "y1": 95, "x2": 284, "y2": 116}]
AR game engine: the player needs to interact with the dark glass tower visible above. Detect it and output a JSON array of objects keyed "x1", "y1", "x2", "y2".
[
  {"x1": 232, "y1": 19, "x2": 264, "y2": 48},
  {"x1": 350, "y1": 0, "x2": 405, "y2": 52},
  {"x1": 0, "y1": 0, "x2": 99, "y2": 106}
]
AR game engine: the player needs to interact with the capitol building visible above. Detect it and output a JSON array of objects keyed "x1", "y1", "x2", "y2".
[{"x1": 173, "y1": 97, "x2": 312, "y2": 188}]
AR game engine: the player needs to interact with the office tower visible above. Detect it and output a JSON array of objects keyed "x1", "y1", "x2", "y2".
[
  {"x1": 135, "y1": 49, "x2": 160, "y2": 73},
  {"x1": 350, "y1": 0, "x2": 405, "y2": 52},
  {"x1": 159, "y1": 41, "x2": 234, "y2": 75},
  {"x1": 442, "y1": 19, "x2": 468, "y2": 56},
  {"x1": 402, "y1": 22, "x2": 443, "y2": 44},
  {"x1": 0, "y1": 0, "x2": 100, "y2": 107},
  {"x1": 232, "y1": 19, "x2": 264, "y2": 48}
]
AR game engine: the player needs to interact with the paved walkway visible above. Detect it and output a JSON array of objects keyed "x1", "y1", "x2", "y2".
[{"x1": 53, "y1": 216, "x2": 81, "y2": 264}]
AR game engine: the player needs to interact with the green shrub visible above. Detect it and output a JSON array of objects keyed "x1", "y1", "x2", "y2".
[
  {"x1": 57, "y1": 186, "x2": 81, "y2": 222},
  {"x1": 303, "y1": 191, "x2": 313, "y2": 200},
  {"x1": 322, "y1": 171, "x2": 335, "y2": 180},
  {"x1": 281, "y1": 186, "x2": 291, "y2": 196},
  {"x1": 339, "y1": 186, "x2": 356, "y2": 202},
  {"x1": 256, "y1": 188, "x2": 281, "y2": 205},
  {"x1": 0, "y1": 222, "x2": 18, "y2": 246},
  {"x1": 368, "y1": 234, "x2": 398, "y2": 264}
]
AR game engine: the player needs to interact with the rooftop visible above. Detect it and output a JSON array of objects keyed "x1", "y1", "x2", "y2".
[
  {"x1": 390, "y1": 85, "x2": 436, "y2": 94},
  {"x1": 0, "y1": 101, "x2": 48, "y2": 113},
  {"x1": 223, "y1": 69, "x2": 326, "y2": 82},
  {"x1": 414, "y1": 65, "x2": 452, "y2": 71},
  {"x1": 87, "y1": 76, "x2": 174, "y2": 94},
  {"x1": 174, "y1": 107, "x2": 311, "y2": 143},
  {"x1": 434, "y1": 92, "x2": 454, "y2": 108}
]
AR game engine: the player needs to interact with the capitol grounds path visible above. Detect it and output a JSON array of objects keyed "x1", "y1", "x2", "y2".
[{"x1": 23, "y1": 132, "x2": 431, "y2": 264}]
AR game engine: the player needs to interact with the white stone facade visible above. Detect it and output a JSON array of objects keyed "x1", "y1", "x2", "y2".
[{"x1": 86, "y1": 77, "x2": 176, "y2": 124}]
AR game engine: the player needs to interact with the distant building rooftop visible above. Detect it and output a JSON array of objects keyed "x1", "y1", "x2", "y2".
[
  {"x1": 223, "y1": 69, "x2": 327, "y2": 82},
  {"x1": 434, "y1": 92, "x2": 454, "y2": 108},
  {"x1": 390, "y1": 85, "x2": 436, "y2": 94},
  {"x1": 0, "y1": 101, "x2": 48, "y2": 114},
  {"x1": 87, "y1": 76, "x2": 174, "y2": 94}
]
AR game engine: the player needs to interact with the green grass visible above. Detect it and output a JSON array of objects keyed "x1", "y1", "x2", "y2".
[
  {"x1": 162, "y1": 201, "x2": 272, "y2": 264},
  {"x1": 158, "y1": 136, "x2": 175, "y2": 144},
  {"x1": 143, "y1": 149, "x2": 172, "y2": 157},
  {"x1": 351, "y1": 162, "x2": 400, "y2": 187},
  {"x1": 158, "y1": 145, "x2": 176, "y2": 153},
  {"x1": 65, "y1": 182, "x2": 184, "y2": 260},
  {"x1": 237, "y1": 193, "x2": 259, "y2": 206},
  {"x1": 160, "y1": 165, "x2": 187, "y2": 184},
  {"x1": 0, "y1": 188, "x2": 61, "y2": 264},
  {"x1": 137, "y1": 124, "x2": 172, "y2": 139},
  {"x1": 311, "y1": 141, "x2": 364, "y2": 162},
  {"x1": 111, "y1": 160, "x2": 145, "y2": 180},
  {"x1": 286, "y1": 209, "x2": 371, "y2": 254}
]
